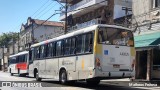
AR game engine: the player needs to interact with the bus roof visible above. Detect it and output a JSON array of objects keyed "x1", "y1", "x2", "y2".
[
  {"x1": 9, "y1": 51, "x2": 29, "y2": 58},
  {"x1": 31, "y1": 24, "x2": 132, "y2": 48}
]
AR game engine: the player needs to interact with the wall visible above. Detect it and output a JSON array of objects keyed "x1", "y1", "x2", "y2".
[
  {"x1": 114, "y1": 0, "x2": 132, "y2": 19},
  {"x1": 19, "y1": 24, "x2": 64, "y2": 51}
]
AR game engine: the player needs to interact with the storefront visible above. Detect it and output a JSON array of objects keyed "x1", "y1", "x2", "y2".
[{"x1": 134, "y1": 31, "x2": 160, "y2": 80}]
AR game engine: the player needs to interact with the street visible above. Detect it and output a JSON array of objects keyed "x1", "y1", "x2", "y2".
[{"x1": 0, "y1": 71, "x2": 160, "y2": 90}]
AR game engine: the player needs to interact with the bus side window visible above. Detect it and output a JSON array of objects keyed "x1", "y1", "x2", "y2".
[
  {"x1": 56, "y1": 41, "x2": 63, "y2": 56},
  {"x1": 29, "y1": 50, "x2": 32, "y2": 62},
  {"x1": 64, "y1": 38, "x2": 71, "y2": 56},
  {"x1": 16, "y1": 56, "x2": 19, "y2": 63},
  {"x1": 52, "y1": 42, "x2": 56, "y2": 57},
  {"x1": 44, "y1": 44, "x2": 49, "y2": 58},
  {"x1": 70, "y1": 37, "x2": 76, "y2": 55},
  {"x1": 40, "y1": 45, "x2": 45, "y2": 59},
  {"x1": 85, "y1": 33, "x2": 93, "y2": 53},
  {"x1": 25, "y1": 54, "x2": 27, "y2": 62}
]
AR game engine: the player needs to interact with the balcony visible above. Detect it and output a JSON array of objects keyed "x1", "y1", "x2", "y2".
[
  {"x1": 60, "y1": 0, "x2": 108, "y2": 20},
  {"x1": 59, "y1": 0, "x2": 74, "y2": 3},
  {"x1": 67, "y1": 18, "x2": 102, "y2": 32}
]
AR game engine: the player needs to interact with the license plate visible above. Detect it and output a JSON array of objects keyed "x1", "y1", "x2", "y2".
[{"x1": 113, "y1": 64, "x2": 120, "y2": 68}]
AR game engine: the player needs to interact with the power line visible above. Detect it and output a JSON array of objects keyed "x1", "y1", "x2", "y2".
[
  {"x1": 31, "y1": 0, "x2": 50, "y2": 17},
  {"x1": 33, "y1": 1, "x2": 54, "y2": 18},
  {"x1": 37, "y1": 3, "x2": 58, "y2": 19},
  {"x1": 10, "y1": 0, "x2": 52, "y2": 33}
]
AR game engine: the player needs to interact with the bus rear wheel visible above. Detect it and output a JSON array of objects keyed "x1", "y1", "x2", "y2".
[
  {"x1": 36, "y1": 72, "x2": 41, "y2": 81},
  {"x1": 59, "y1": 70, "x2": 67, "y2": 84},
  {"x1": 10, "y1": 69, "x2": 13, "y2": 76},
  {"x1": 18, "y1": 69, "x2": 22, "y2": 77}
]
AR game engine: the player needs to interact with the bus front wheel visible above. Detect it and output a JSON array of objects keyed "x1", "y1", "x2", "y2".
[{"x1": 59, "y1": 70, "x2": 67, "y2": 84}]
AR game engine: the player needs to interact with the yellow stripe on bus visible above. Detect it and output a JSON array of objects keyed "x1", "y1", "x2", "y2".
[
  {"x1": 130, "y1": 47, "x2": 136, "y2": 56},
  {"x1": 94, "y1": 28, "x2": 102, "y2": 54},
  {"x1": 81, "y1": 59, "x2": 84, "y2": 70}
]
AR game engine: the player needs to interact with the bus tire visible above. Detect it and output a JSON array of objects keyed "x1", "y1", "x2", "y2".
[
  {"x1": 10, "y1": 69, "x2": 13, "y2": 76},
  {"x1": 59, "y1": 69, "x2": 67, "y2": 84},
  {"x1": 36, "y1": 72, "x2": 41, "y2": 81},
  {"x1": 86, "y1": 79, "x2": 100, "y2": 86},
  {"x1": 18, "y1": 69, "x2": 21, "y2": 77}
]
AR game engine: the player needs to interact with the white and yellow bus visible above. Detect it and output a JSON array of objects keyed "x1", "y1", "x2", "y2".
[{"x1": 28, "y1": 24, "x2": 135, "y2": 85}]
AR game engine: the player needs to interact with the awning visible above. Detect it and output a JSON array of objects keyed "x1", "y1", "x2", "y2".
[{"x1": 134, "y1": 32, "x2": 160, "y2": 48}]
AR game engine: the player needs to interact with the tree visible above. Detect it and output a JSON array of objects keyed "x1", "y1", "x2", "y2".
[{"x1": 0, "y1": 32, "x2": 19, "y2": 47}]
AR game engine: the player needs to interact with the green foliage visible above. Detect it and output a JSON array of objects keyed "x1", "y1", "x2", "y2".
[{"x1": 0, "y1": 32, "x2": 19, "y2": 47}]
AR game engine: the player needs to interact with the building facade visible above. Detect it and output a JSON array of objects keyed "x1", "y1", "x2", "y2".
[
  {"x1": 133, "y1": 0, "x2": 160, "y2": 80},
  {"x1": 59, "y1": 0, "x2": 132, "y2": 32},
  {"x1": 0, "y1": 48, "x2": 9, "y2": 71},
  {"x1": 19, "y1": 17, "x2": 64, "y2": 51}
]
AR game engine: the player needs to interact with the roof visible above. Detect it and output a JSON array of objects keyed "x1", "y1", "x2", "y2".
[
  {"x1": 33, "y1": 19, "x2": 64, "y2": 27},
  {"x1": 9, "y1": 51, "x2": 29, "y2": 58},
  {"x1": 134, "y1": 31, "x2": 160, "y2": 48},
  {"x1": 31, "y1": 24, "x2": 133, "y2": 48}
]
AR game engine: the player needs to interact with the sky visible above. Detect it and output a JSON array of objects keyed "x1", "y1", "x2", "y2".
[{"x1": 0, "y1": 0, "x2": 62, "y2": 35}]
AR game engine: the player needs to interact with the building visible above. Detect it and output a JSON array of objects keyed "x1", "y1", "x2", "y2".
[
  {"x1": 20, "y1": 17, "x2": 64, "y2": 51},
  {"x1": 59, "y1": 0, "x2": 132, "y2": 32},
  {"x1": 0, "y1": 47, "x2": 9, "y2": 71},
  {"x1": 133, "y1": 0, "x2": 160, "y2": 80}
]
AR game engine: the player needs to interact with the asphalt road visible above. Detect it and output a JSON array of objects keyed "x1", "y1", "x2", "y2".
[{"x1": 0, "y1": 71, "x2": 160, "y2": 90}]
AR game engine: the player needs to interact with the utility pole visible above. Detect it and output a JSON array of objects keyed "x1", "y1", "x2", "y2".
[
  {"x1": 12, "y1": 38, "x2": 15, "y2": 55},
  {"x1": 2, "y1": 46, "x2": 5, "y2": 72},
  {"x1": 65, "y1": 0, "x2": 68, "y2": 34},
  {"x1": 122, "y1": 7, "x2": 132, "y2": 27},
  {"x1": 18, "y1": 32, "x2": 20, "y2": 53}
]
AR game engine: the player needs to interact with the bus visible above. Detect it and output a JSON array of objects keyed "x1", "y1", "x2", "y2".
[
  {"x1": 8, "y1": 51, "x2": 29, "y2": 76},
  {"x1": 28, "y1": 24, "x2": 135, "y2": 85}
]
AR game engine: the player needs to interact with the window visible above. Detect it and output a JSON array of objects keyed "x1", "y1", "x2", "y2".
[
  {"x1": 85, "y1": 33, "x2": 93, "y2": 53},
  {"x1": 16, "y1": 56, "x2": 19, "y2": 63},
  {"x1": 76, "y1": 35, "x2": 85, "y2": 54},
  {"x1": 29, "y1": 50, "x2": 32, "y2": 61},
  {"x1": 70, "y1": 37, "x2": 76, "y2": 55},
  {"x1": 64, "y1": 38, "x2": 71, "y2": 55},
  {"x1": 48, "y1": 43, "x2": 53, "y2": 57},
  {"x1": 34, "y1": 46, "x2": 40, "y2": 59},
  {"x1": 153, "y1": 0, "x2": 160, "y2": 8},
  {"x1": 19, "y1": 55, "x2": 25, "y2": 63},
  {"x1": 98, "y1": 27, "x2": 134, "y2": 47},
  {"x1": 44, "y1": 44, "x2": 49, "y2": 58},
  {"x1": 56, "y1": 40, "x2": 63, "y2": 56},
  {"x1": 40, "y1": 45, "x2": 45, "y2": 58},
  {"x1": 52, "y1": 42, "x2": 56, "y2": 57}
]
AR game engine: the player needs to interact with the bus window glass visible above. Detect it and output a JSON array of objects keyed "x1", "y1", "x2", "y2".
[
  {"x1": 77, "y1": 35, "x2": 85, "y2": 54},
  {"x1": 64, "y1": 38, "x2": 71, "y2": 55},
  {"x1": 16, "y1": 56, "x2": 19, "y2": 63},
  {"x1": 85, "y1": 33, "x2": 93, "y2": 53},
  {"x1": 25, "y1": 54, "x2": 27, "y2": 62},
  {"x1": 48, "y1": 43, "x2": 52, "y2": 57},
  {"x1": 29, "y1": 50, "x2": 32, "y2": 61},
  {"x1": 56, "y1": 41, "x2": 62, "y2": 56},
  {"x1": 98, "y1": 27, "x2": 134, "y2": 47},
  {"x1": 70, "y1": 37, "x2": 76, "y2": 55},
  {"x1": 52, "y1": 42, "x2": 56, "y2": 57},
  {"x1": 44, "y1": 44, "x2": 48, "y2": 58},
  {"x1": 40, "y1": 46, "x2": 45, "y2": 58}
]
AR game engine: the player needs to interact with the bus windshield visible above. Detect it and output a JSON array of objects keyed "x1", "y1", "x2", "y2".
[{"x1": 98, "y1": 27, "x2": 134, "y2": 47}]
